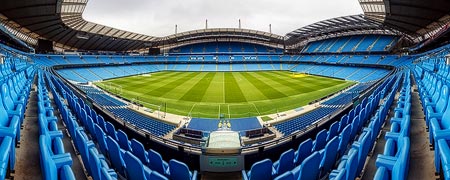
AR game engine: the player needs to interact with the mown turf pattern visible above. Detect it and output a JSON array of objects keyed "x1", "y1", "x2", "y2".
[{"x1": 96, "y1": 71, "x2": 354, "y2": 118}]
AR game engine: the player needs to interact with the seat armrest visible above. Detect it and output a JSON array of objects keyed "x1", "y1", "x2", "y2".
[
  {"x1": 375, "y1": 155, "x2": 397, "y2": 170},
  {"x1": 241, "y1": 170, "x2": 249, "y2": 180},
  {"x1": 191, "y1": 170, "x2": 198, "y2": 180}
]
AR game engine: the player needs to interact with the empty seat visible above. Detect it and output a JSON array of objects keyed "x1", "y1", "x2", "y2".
[
  {"x1": 292, "y1": 151, "x2": 321, "y2": 180},
  {"x1": 130, "y1": 139, "x2": 149, "y2": 165},
  {"x1": 313, "y1": 129, "x2": 328, "y2": 151},
  {"x1": 242, "y1": 159, "x2": 273, "y2": 180},
  {"x1": 273, "y1": 149, "x2": 294, "y2": 176},
  {"x1": 319, "y1": 136, "x2": 339, "y2": 176},
  {"x1": 117, "y1": 130, "x2": 131, "y2": 151},
  {"x1": 294, "y1": 138, "x2": 312, "y2": 166},
  {"x1": 106, "y1": 136, "x2": 126, "y2": 175},
  {"x1": 124, "y1": 151, "x2": 152, "y2": 180},
  {"x1": 148, "y1": 149, "x2": 169, "y2": 176},
  {"x1": 169, "y1": 159, "x2": 198, "y2": 180}
]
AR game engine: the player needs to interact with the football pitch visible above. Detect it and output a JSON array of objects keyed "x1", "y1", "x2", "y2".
[{"x1": 95, "y1": 71, "x2": 355, "y2": 118}]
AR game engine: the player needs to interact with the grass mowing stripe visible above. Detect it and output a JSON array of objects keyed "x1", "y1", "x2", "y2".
[
  {"x1": 180, "y1": 72, "x2": 215, "y2": 102},
  {"x1": 160, "y1": 72, "x2": 208, "y2": 99},
  {"x1": 261, "y1": 71, "x2": 318, "y2": 93},
  {"x1": 109, "y1": 71, "x2": 184, "y2": 87},
  {"x1": 201, "y1": 72, "x2": 225, "y2": 103},
  {"x1": 147, "y1": 72, "x2": 199, "y2": 97},
  {"x1": 225, "y1": 73, "x2": 247, "y2": 103},
  {"x1": 240, "y1": 72, "x2": 287, "y2": 99}
]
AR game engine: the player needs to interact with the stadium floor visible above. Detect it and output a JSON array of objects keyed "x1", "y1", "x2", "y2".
[{"x1": 96, "y1": 71, "x2": 354, "y2": 118}]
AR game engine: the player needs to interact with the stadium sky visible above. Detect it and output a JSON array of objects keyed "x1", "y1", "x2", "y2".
[{"x1": 83, "y1": 0, "x2": 363, "y2": 37}]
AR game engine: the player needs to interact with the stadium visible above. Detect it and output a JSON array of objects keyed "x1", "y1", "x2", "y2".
[{"x1": 0, "y1": 0, "x2": 449, "y2": 179}]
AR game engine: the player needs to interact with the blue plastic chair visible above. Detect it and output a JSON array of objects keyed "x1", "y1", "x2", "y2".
[{"x1": 169, "y1": 159, "x2": 198, "y2": 180}]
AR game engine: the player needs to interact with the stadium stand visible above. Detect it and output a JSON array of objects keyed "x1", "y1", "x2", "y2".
[
  {"x1": 2, "y1": 0, "x2": 450, "y2": 179},
  {"x1": 302, "y1": 35, "x2": 398, "y2": 53}
]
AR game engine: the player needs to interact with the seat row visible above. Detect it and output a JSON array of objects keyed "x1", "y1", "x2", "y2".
[
  {"x1": 415, "y1": 64, "x2": 450, "y2": 179},
  {"x1": 329, "y1": 72, "x2": 403, "y2": 180},
  {"x1": 374, "y1": 70, "x2": 412, "y2": 179},
  {"x1": 37, "y1": 70, "x2": 76, "y2": 179},
  {"x1": 45, "y1": 70, "x2": 118, "y2": 180},
  {"x1": 242, "y1": 73, "x2": 400, "y2": 180},
  {"x1": 0, "y1": 65, "x2": 34, "y2": 179},
  {"x1": 46, "y1": 70, "x2": 198, "y2": 180}
]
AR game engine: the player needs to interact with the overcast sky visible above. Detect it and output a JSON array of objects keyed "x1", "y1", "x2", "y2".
[{"x1": 83, "y1": 0, "x2": 363, "y2": 37}]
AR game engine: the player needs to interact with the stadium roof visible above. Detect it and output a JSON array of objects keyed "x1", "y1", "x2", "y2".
[
  {"x1": 285, "y1": 14, "x2": 405, "y2": 47},
  {"x1": 0, "y1": 0, "x2": 282, "y2": 52},
  {"x1": 0, "y1": 0, "x2": 449, "y2": 51},
  {"x1": 359, "y1": 0, "x2": 450, "y2": 41}
]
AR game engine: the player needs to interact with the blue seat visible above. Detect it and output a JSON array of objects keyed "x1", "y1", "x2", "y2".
[
  {"x1": 350, "y1": 115, "x2": 360, "y2": 140},
  {"x1": 375, "y1": 137, "x2": 410, "y2": 180},
  {"x1": 353, "y1": 129, "x2": 372, "y2": 175},
  {"x1": 330, "y1": 148, "x2": 359, "y2": 180},
  {"x1": 88, "y1": 148, "x2": 117, "y2": 180},
  {"x1": 39, "y1": 135, "x2": 73, "y2": 180},
  {"x1": 327, "y1": 121, "x2": 340, "y2": 141},
  {"x1": 0, "y1": 94, "x2": 19, "y2": 173},
  {"x1": 319, "y1": 136, "x2": 339, "y2": 176},
  {"x1": 93, "y1": 124, "x2": 109, "y2": 156},
  {"x1": 0, "y1": 136, "x2": 13, "y2": 179},
  {"x1": 374, "y1": 167, "x2": 389, "y2": 180},
  {"x1": 338, "y1": 124, "x2": 351, "y2": 157},
  {"x1": 313, "y1": 129, "x2": 328, "y2": 151},
  {"x1": 242, "y1": 159, "x2": 273, "y2": 180},
  {"x1": 1, "y1": 82, "x2": 24, "y2": 121},
  {"x1": 294, "y1": 138, "x2": 312, "y2": 166},
  {"x1": 105, "y1": 122, "x2": 118, "y2": 140},
  {"x1": 274, "y1": 171, "x2": 294, "y2": 180},
  {"x1": 169, "y1": 159, "x2": 198, "y2": 180},
  {"x1": 124, "y1": 151, "x2": 152, "y2": 180},
  {"x1": 292, "y1": 151, "x2": 321, "y2": 180},
  {"x1": 430, "y1": 97, "x2": 450, "y2": 173},
  {"x1": 117, "y1": 130, "x2": 131, "y2": 151},
  {"x1": 150, "y1": 171, "x2": 169, "y2": 180},
  {"x1": 273, "y1": 149, "x2": 294, "y2": 176},
  {"x1": 130, "y1": 139, "x2": 149, "y2": 165},
  {"x1": 148, "y1": 149, "x2": 169, "y2": 176},
  {"x1": 106, "y1": 136, "x2": 126, "y2": 175}
]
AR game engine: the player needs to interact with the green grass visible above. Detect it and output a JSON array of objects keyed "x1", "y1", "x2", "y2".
[
  {"x1": 95, "y1": 71, "x2": 355, "y2": 118},
  {"x1": 261, "y1": 116, "x2": 273, "y2": 122}
]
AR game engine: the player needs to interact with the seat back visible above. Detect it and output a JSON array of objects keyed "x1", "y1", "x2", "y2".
[
  {"x1": 392, "y1": 137, "x2": 410, "y2": 180},
  {"x1": 338, "y1": 124, "x2": 351, "y2": 156},
  {"x1": 124, "y1": 151, "x2": 146, "y2": 180},
  {"x1": 94, "y1": 124, "x2": 109, "y2": 156},
  {"x1": 345, "y1": 149, "x2": 359, "y2": 180},
  {"x1": 328, "y1": 121, "x2": 339, "y2": 141},
  {"x1": 105, "y1": 122, "x2": 117, "y2": 140},
  {"x1": 117, "y1": 130, "x2": 131, "y2": 151},
  {"x1": 297, "y1": 152, "x2": 321, "y2": 180},
  {"x1": 313, "y1": 129, "x2": 328, "y2": 151},
  {"x1": 39, "y1": 135, "x2": 58, "y2": 180},
  {"x1": 275, "y1": 149, "x2": 294, "y2": 175},
  {"x1": 130, "y1": 139, "x2": 148, "y2": 164},
  {"x1": 148, "y1": 149, "x2": 166, "y2": 175},
  {"x1": 169, "y1": 159, "x2": 193, "y2": 180},
  {"x1": 106, "y1": 136, "x2": 125, "y2": 175},
  {"x1": 440, "y1": 89, "x2": 450, "y2": 130},
  {"x1": 0, "y1": 94, "x2": 10, "y2": 126},
  {"x1": 436, "y1": 85, "x2": 450, "y2": 114},
  {"x1": 321, "y1": 136, "x2": 339, "y2": 174},
  {"x1": 295, "y1": 138, "x2": 312, "y2": 165},
  {"x1": 0, "y1": 83, "x2": 14, "y2": 111}
]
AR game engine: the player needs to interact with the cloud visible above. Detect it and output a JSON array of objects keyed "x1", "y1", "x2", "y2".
[{"x1": 83, "y1": 0, "x2": 362, "y2": 37}]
